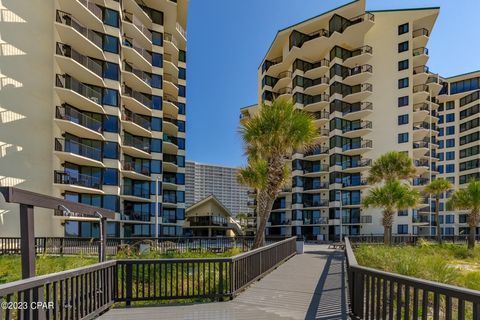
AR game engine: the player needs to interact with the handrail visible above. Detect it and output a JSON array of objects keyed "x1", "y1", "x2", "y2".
[
  {"x1": 164, "y1": 32, "x2": 179, "y2": 48},
  {"x1": 122, "y1": 85, "x2": 152, "y2": 108},
  {"x1": 54, "y1": 170, "x2": 102, "y2": 189},
  {"x1": 78, "y1": 0, "x2": 102, "y2": 20},
  {"x1": 413, "y1": 47, "x2": 429, "y2": 56},
  {"x1": 56, "y1": 74, "x2": 102, "y2": 103},
  {"x1": 55, "y1": 10, "x2": 103, "y2": 49},
  {"x1": 413, "y1": 28, "x2": 429, "y2": 38},
  {"x1": 56, "y1": 42, "x2": 103, "y2": 77},
  {"x1": 56, "y1": 105, "x2": 102, "y2": 133},
  {"x1": 122, "y1": 109, "x2": 151, "y2": 130},
  {"x1": 54, "y1": 138, "x2": 102, "y2": 161},
  {"x1": 123, "y1": 10, "x2": 152, "y2": 41},
  {"x1": 123, "y1": 36, "x2": 152, "y2": 62},
  {"x1": 123, "y1": 61, "x2": 152, "y2": 86}
]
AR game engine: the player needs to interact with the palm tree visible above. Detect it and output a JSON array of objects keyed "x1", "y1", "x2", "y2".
[
  {"x1": 446, "y1": 180, "x2": 480, "y2": 250},
  {"x1": 238, "y1": 99, "x2": 317, "y2": 248},
  {"x1": 367, "y1": 151, "x2": 417, "y2": 184},
  {"x1": 236, "y1": 213, "x2": 249, "y2": 231},
  {"x1": 363, "y1": 180, "x2": 421, "y2": 245},
  {"x1": 424, "y1": 178, "x2": 453, "y2": 244}
]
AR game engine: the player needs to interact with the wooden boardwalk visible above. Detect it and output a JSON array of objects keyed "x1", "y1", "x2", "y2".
[{"x1": 99, "y1": 245, "x2": 348, "y2": 320}]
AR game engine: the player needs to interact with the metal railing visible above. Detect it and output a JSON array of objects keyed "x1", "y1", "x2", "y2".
[
  {"x1": 303, "y1": 181, "x2": 329, "y2": 190},
  {"x1": 54, "y1": 138, "x2": 102, "y2": 161},
  {"x1": 342, "y1": 140, "x2": 373, "y2": 151},
  {"x1": 56, "y1": 42, "x2": 103, "y2": 77},
  {"x1": 123, "y1": 11, "x2": 152, "y2": 41},
  {"x1": 413, "y1": 47, "x2": 429, "y2": 56},
  {"x1": 413, "y1": 65, "x2": 429, "y2": 75},
  {"x1": 56, "y1": 10, "x2": 103, "y2": 49},
  {"x1": 342, "y1": 120, "x2": 372, "y2": 133},
  {"x1": 123, "y1": 134, "x2": 150, "y2": 153},
  {"x1": 164, "y1": 32, "x2": 178, "y2": 48},
  {"x1": 56, "y1": 105, "x2": 102, "y2": 133},
  {"x1": 123, "y1": 61, "x2": 153, "y2": 86},
  {"x1": 56, "y1": 74, "x2": 102, "y2": 104},
  {"x1": 313, "y1": 110, "x2": 330, "y2": 120},
  {"x1": 122, "y1": 110, "x2": 151, "y2": 130},
  {"x1": 342, "y1": 158, "x2": 372, "y2": 170},
  {"x1": 345, "y1": 237, "x2": 480, "y2": 319},
  {"x1": 78, "y1": 0, "x2": 102, "y2": 20},
  {"x1": 348, "y1": 45, "x2": 373, "y2": 59},
  {"x1": 413, "y1": 84, "x2": 429, "y2": 93},
  {"x1": 122, "y1": 85, "x2": 152, "y2": 108},
  {"x1": 122, "y1": 160, "x2": 150, "y2": 176},
  {"x1": 304, "y1": 145, "x2": 329, "y2": 157},
  {"x1": 123, "y1": 36, "x2": 152, "y2": 62},
  {"x1": 346, "y1": 64, "x2": 372, "y2": 78},
  {"x1": 54, "y1": 170, "x2": 102, "y2": 189},
  {"x1": 303, "y1": 164, "x2": 329, "y2": 174},
  {"x1": 413, "y1": 28, "x2": 429, "y2": 38},
  {"x1": 342, "y1": 102, "x2": 373, "y2": 115}
]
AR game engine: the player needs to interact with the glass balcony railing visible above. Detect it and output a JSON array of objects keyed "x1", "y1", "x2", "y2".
[
  {"x1": 163, "y1": 174, "x2": 177, "y2": 184},
  {"x1": 123, "y1": 134, "x2": 150, "y2": 153},
  {"x1": 163, "y1": 134, "x2": 179, "y2": 146},
  {"x1": 56, "y1": 10, "x2": 103, "y2": 49},
  {"x1": 123, "y1": 36, "x2": 152, "y2": 62},
  {"x1": 55, "y1": 105, "x2": 102, "y2": 133},
  {"x1": 54, "y1": 170, "x2": 101, "y2": 189},
  {"x1": 78, "y1": 0, "x2": 102, "y2": 20},
  {"x1": 342, "y1": 140, "x2": 372, "y2": 151},
  {"x1": 122, "y1": 184, "x2": 150, "y2": 199},
  {"x1": 303, "y1": 164, "x2": 329, "y2": 174},
  {"x1": 303, "y1": 181, "x2": 329, "y2": 191},
  {"x1": 123, "y1": 11, "x2": 152, "y2": 41},
  {"x1": 54, "y1": 138, "x2": 102, "y2": 161},
  {"x1": 342, "y1": 178, "x2": 368, "y2": 188},
  {"x1": 56, "y1": 43, "x2": 103, "y2": 77},
  {"x1": 342, "y1": 121, "x2": 372, "y2": 133},
  {"x1": 304, "y1": 146, "x2": 329, "y2": 157},
  {"x1": 123, "y1": 61, "x2": 153, "y2": 86},
  {"x1": 122, "y1": 110, "x2": 151, "y2": 130},
  {"x1": 413, "y1": 47, "x2": 429, "y2": 56},
  {"x1": 413, "y1": 28, "x2": 429, "y2": 38},
  {"x1": 56, "y1": 74, "x2": 102, "y2": 104},
  {"x1": 342, "y1": 102, "x2": 373, "y2": 115},
  {"x1": 122, "y1": 85, "x2": 152, "y2": 108},
  {"x1": 163, "y1": 154, "x2": 182, "y2": 166},
  {"x1": 122, "y1": 160, "x2": 150, "y2": 176},
  {"x1": 164, "y1": 117, "x2": 179, "y2": 127},
  {"x1": 342, "y1": 158, "x2": 372, "y2": 170}
]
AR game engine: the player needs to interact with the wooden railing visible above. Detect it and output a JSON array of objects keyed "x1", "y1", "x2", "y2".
[
  {"x1": 0, "y1": 237, "x2": 296, "y2": 319},
  {"x1": 345, "y1": 237, "x2": 480, "y2": 319}
]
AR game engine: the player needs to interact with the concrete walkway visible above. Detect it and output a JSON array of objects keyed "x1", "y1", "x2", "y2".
[{"x1": 99, "y1": 245, "x2": 348, "y2": 320}]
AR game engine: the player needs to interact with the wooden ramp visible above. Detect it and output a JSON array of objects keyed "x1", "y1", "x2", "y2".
[{"x1": 99, "y1": 245, "x2": 348, "y2": 320}]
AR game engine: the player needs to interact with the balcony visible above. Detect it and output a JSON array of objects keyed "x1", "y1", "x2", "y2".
[
  {"x1": 342, "y1": 65, "x2": 372, "y2": 86},
  {"x1": 303, "y1": 94, "x2": 329, "y2": 112},
  {"x1": 413, "y1": 28, "x2": 429, "y2": 48},
  {"x1": 303, "y1": 59, "x2": 329, "y2": 79},
  {"x1": 54, "y1": 138, "x2": 103, "y2": 167},
  {"x1": 122, "y1": 85, "x2": 152, "y2": 115},
  {"x1": 164, "y1": 73, "x2": 179, "y2": 97},
  {"x1": 314, "y1": 128, "x2": 329, "y2": 143},
  {"x1": 342, "y1": 83, "x2": 372, "y2": 103},
  {"x1": 413, "y1": 103, "x2": 430, "y2": 122},
  {"x1": 248, "y1": 200, "x2": 257, "y2": 208},
  {"x1": 303, "y1": 181, "x2": 329, "y2": 192},
  {"x1": 413, "y1": 66, "x2": 429, "y2": 85},
  {"x1": 426, "y1": 75, "x2": 443, "y2": 96},
  {"x1": 164, "y1": 33, "x2": 179, "y2": 54},
  {"x1": 275, "y1": 87, "x2": 293, "y2": 100},
  {"x1": 413, "y1": 84, "x2": 429, "y2": 104},
  {"x1": 342, "y1": 178, "x2": 368, "y2": 190},
  {"x1": 413, "y1": 121, "x2": 436, "y2": 140},
  {"x1": 55, "y1": 105, "x2": 103, "y2": 140},
  {"x1": 54, "y1": 170, "x2": 103, "y2": 194},
  {"x1": 163, "y1": 174, "x2": 180, "y2": 190},
  {"x1": 342, "y1": 140, "x2": 373, "y2": 155},
  {"x1": 263, "y1": 56, "x2": 283, "y2": 77},
  {"x1": 304, "y1": 146, "x2": 329, "y2": 160},
  {"x1": 312, "y1": 111, "x2": 330, "y2": 127},
  {"x1": 342, "y1": 102, "x2": 373, "y2": 120},
  {"x1": 342, "y1": 120, "x2": 372, "y2": 138},
  {"x1": 343, "y1": 46, "x2": 373, "y2": 68},
  {"x1": 303, "y1": 164, "x2": 329, "y2": 177},
  {"x1": 412, "y1": 178, "x2": 429, "y2": 187},
  {"x1": 123, "y1": 11, "x2": 152, "y2": 47},
  {"x1": 55, "y1": 74, "x2": 104, "y2": 114},
  {"x1": 163, "y1": 116, "x2": 179, "y2": 135},
  {"x1": 122, "y1": 184, "x2": 151, "y2": 201},
  {"x1": 412, "y1": 215, "x2": 430, "y2": 225},
  {"x1": 164, "y1": 94, "x2": 180, "y2": 116},
  {"x1": 414, "y1": 159, "x2": 430, "y2": 175},
  {"x1": 122, "y1": 36, "x2": 152, "y2": 70},
  {"x1": 164, "y1": 53, "x2": 179, "y2": 75},
  {"x1": 58, "y1": 0, "x2": 104, "y2": 32},
  {"x1": 122, "y1": 160, "x2": 150, "y2": 180},
  {"x1": 123, "y1": 61, "x2": 153, "y2": 93},
  {"x1": 121, "y1": 110, "x2": 152, "y2": 137},
  {"x1": 330, "y1": 13, "x2": 375, "y2": 47},
  {"x1": 412, "y1": 47, "x2": 429, "y2": 67},
  {"x1": 55, "y1": 43, "x2": 104, "y2": 87},
  {"x1": 302, "y1": 217, "x2": 328, "y2": 225},
  {"x1": 303, "y1": 199, "x2": 329, "y2": 208},
  {"x1": 303, "y1": 77, "x2": 329, "y2": 96},
  {"x1": 121, "y1": 210, "x2": 151, "y2": 222},
  {"x1": 341, "y1": 158, "x2": 372, "y2": 173},
  {"x1": 163, "y1": 154, "x2": 181, "y2": 172},
  {"x1": 122, "y1": 134, "x2": 151, "y2": 158},
  {"x1": 163, "y1": 134, "x2": 180, "y2": 153},
  {"x1": 272, "y1": 71, "x2": 292, "y2": 92}
]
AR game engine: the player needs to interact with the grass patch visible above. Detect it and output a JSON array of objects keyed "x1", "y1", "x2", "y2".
[{"x1": 354, "y1": 241, "x2": 480, "y2": 290}]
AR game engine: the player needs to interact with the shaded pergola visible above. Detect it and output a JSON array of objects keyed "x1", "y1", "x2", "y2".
[{"x1": 0, "y1": 187, "x2": 115, "y2": 279}]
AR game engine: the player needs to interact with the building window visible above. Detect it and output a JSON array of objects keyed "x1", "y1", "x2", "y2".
[
  {"x1": 179, "y1": 50, "x2": 186, "y2": 63},
  {"x1": 151, "y1": 160, "x2": 162, "y2": 174},
  {"x1": 151, "y1": 53, "x2": 163, "y2": 68},
  {"x1": 103, "y1": 115, "x2": 119, "y2": 133},
  {"x1": 103, "y1": 141, "x2": 119, "y2": 159},
  {"x1": 151, "y1": 139, "x2": 162, "y2": 153},
  {"x1": 446, "y1": 126, "x2": 455, "y2": 135},
  {"x1": 179, "y1": 67, "x2": 186, "y2": 80},
  {"x1": 446, "y1": 101, "x2": 455, "y2": 110},
  {"x1": 398, "y1": 41, "x2": 409, "y2": 53},
  {"x1": 446, "y1": 113, "x2": 455, "y2": 122},
  {"x1": 398, "y1": 96, "x2": 409, "y2": 107},
  {"x1": 102, "y1": 8, "x2": 119, "y2": 28},
  {"x1": 178, "y1": 103, "x2": 186, "y2": 115},
  {"x1": 398, "y1": 133, "x2": 409, "y2": 143},
  {"x1": 103, "y1": 62, "x2": 119, "y2": 80},
  {"x1": 398, "y1": 23, "x2": 409, "y2": 35},
  {"x1": 437, "y1": 165, "x2": 444, "y2": 174},
  {"x1": 438, "y1": 128, "x2": 444, "y2": 137},
  {"x1": 398, "y1": 210, "x2": 408, "y2": 216},
  {"x1": 103, "y1": 88, "x2": 118, "y2": 107},
  {"x1": 398, "y1": 59, "x2": 409, "y2": 71},
  {"x1": 103, "y1": 168, "x2": 118, "y2": 186},
  {"x1": 152, "y1": 96, "x2": 162, "y2": 110},
  {"x1": 446, "y1": 139, "x2": 455, "y2": 148},
  {"x1": 178, "y1": 85, "x2": 186, "y2": 97},
  {"x1": 438, "y1": 115, "x2": 444, "y2": 124},
  {"x1": 151, "y1": 117, "x2": 162, "y2": 131},
  {"x1": 151, "y1": 75, "x2": 162, "y2": 89},
  {"x1": 151, "y1": 31, "x2": 163, "y2": 46},
  {"x1": 446, "y1": 151, "x2": 455, "y2": 160},
  {"x1": 398, "y1": 78, "x2": 409, "y2": 89},
  {"x1": 446, "y1": 164, "x2": 455, "y2": 173},
  {"x1": 398, "y1": 114, "x2": 409, "y2": 125},
  {"x1": 103, "y1": 35, "x2": 119, "y2": 54},
  {"x1": 397, "y1": 224, "x2": 408, "y2": 234}
]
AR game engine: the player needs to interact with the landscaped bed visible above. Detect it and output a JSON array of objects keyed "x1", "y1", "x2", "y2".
[{"x1": 354, "y1": 240, "x2": 480, "y2": 291}]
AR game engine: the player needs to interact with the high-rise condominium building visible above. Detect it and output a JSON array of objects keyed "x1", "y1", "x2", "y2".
[
  {"x1": 0, "y1": 0, "x2": 188, "y2": 237},
  {"x1": 240, "y1": 0, "x2": 479, "y2": 240},
  {"x1": 185, "y1": 161, "x2": 254, "y2": 217}
]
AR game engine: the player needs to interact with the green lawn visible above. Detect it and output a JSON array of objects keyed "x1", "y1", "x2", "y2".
[
  {"x1": 354, "y1": 241, "x2": 480, "y2": 290},
  {"x1": 0, "y1": 247, "x2": 243, "y2": 285}
]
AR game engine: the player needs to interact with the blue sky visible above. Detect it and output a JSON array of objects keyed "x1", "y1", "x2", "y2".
[{"x1": 185, "y1": 0, "x2": 480, "y2": 167}]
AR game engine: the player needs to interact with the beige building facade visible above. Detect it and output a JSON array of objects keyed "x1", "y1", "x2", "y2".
[
  {"x1": 241, "y1": 0, "x2": 479, "y2": 240},
  {"x1": 0, "y1": 0, "x2": 188, "y2": 237}
]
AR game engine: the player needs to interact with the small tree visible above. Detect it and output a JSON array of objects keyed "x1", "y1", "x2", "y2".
[
  {"x1": 424, "y1": 178, "x2": 453, "y2": 244},
  {"x1": 363, "y1": 180, "x2": 421, "y2": 245},
  {"x1": 238, "y1": 99, "x2": 317, "y2": 248},
  {"x1": 446, "y1": 180, "x2": 480, "y2": 250},
  {"x1": 367, "y1": 151, "x2": 417, "y2": 184}
]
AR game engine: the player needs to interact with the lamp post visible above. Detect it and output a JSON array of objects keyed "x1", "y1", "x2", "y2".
[{"x1": 155, "y1": 176, "x2": 160, "y2": 239}]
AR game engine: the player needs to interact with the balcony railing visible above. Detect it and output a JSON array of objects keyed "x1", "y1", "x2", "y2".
[
  {"x1": 277, "y1": 71, "x2": 292, "y2": 79},
  {"x1": 123, "y1": 61, "x2": 153, "y2": 86},
  {"x1": 164, "y1": 94, "x2": 179, "y2": 107},
  {"x1": 121, "y1": 211, "x2": 150, "y2": 222},
  {"x1": 413, "y1": 84, "x2": 429, "y2": 93},
  {"x1": 122, "y1": 184, "x2": 150, "y2": 199},
  {"x1": 413, "y1": 47, "x2": 429, "y2": 56},
  {"x1": 123, "y1": 134, "x2": 150, "y2": 153},
  {"x1": 413, "y1": 65, "x2": 429, "y2": 75},
  {"x1": 122, "y1": 85, "x2": 152, "y2": 108},
  {"x1": 163, "y1": 134, "x2": 179, "y2": 146},
  {"x1": 303, "y1": 181, "x2": 329, "y2": 191},
  {"x1": 304, "y1": 146, "x2": 329, "y2": 157},
  {"x1": 342, "y1": 140, "x2": 373, "y2": 151},
  {"x1": 123, "y1": 11, "x2": 152, "y2": 41},
  {"x1": 56, "y1": 43, "x2": 103, "y2": 77},
  {"x1": 348, "y1": 45, "x2": 373, "y2": 59},
  {"x1": 304, "y1": 76, "x2": 329, "y2": 89},
  {"x1": 345, "y1": 64, "x2": 372, "y2": 78},
  {"x1": 78, "y1": 0, "x2": 102, "y2": 20},
  {"x1": 176, "y1": 22, "x2": 187, "y2": 39},
  {"x1": 413, "y1": 121, "x2": 434, "y2": 131},
  {"x1": 414, "y1": 159, "x2": 429, "y2": 167},
  {"x1": 122, "y1": 110, "x2": 151, "y2": 130},
  {"x1": 303, "y1": 164, "x2": 329, "y2": 174},
  {"x1": 164, "y1": 117, "x2": 178, "y2": 127},
  {"x1": 342, "y1": 102, "x2": 373, "y2": 115},
  {"x1": 303, "y1": 199, "x2": 329, "y2": 208},
  {"x1": 122, "y1": 161, "x2": 150, "y2": 176},
  {"x1": 123, "y1": 36, "x2": 152, "y2": 62},
  {"x1": 55, "y1": 10, "x2": 103, "y2": 49},
  {"x1": 163, "y1": 154, "x2": 181, "y2": 166},
  {"x1": 56, "y1": 74, "x2": 102, "y2": 104},
  {"x1": 413, "y1": 28, "x2": 429, "y2": 38},
  {"x1": 164, "y1": 73, "x2": 178, "y2": 87},
  {"x1": 342, "y1": 178, "x2": 368, "y2": 188},
  {"x1": 55, "y1": 105, "x2": 102, "y2": 133},
  {"x1": 302, "y1": 217, "x2": 328, "y2": 224},
  {"x1": 342, "y1": 120, "x2": 372, "y2": 133},
  {"x1": 413, "y1": 141, "x2": 430, "y2": 149},
  {"x1": 341, "y1": 158, "x2": 372, "y2": 170},
  {"x1": 54, "y1": 170, "x2": 101, "y2": 189},
  {"x1": 164, "y1": 33, "x2": 178, "y2": 48},
  {"x1": 54, "y1": 138, "x2": 102, "y2": 161},
  {"x1": 313, "y1": 110, "x2": 330, "y2": 120},
  {"x1": 426, "y1": 75, "x2": 440, "y2": 84},
  {"x1": 413, "y1": 102, "x2": 430, "y2": 112},
  {"x1": 276, "y1": 87, "x2": 292, "y2": 96},
  {"x1": 412, "y1": 178, "x2": 429, "y2": 186}
]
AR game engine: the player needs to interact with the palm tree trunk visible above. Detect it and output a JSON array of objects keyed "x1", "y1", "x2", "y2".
[
  {"x1": 435, "y1": 196, "x2": 442, "y2": 244},
  {"x1": 467, "y1": 210, "x2": 478, "y2": 250},
  {"x1": 468, "y1": 224, "x2": 475, "y2": 250},
  {"x1": 253, "y1": 191, "x2": 275, "y2": 249},
  {"x1": 383, "y1": 210, "x2": 394, "y2": 246},
  {"x1": 383, "y1": 226, "x2": 390, "y2": 245}
]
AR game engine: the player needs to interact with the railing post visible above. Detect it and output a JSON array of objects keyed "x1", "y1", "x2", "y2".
[
  {"x1": 20, "y1": 204, "x2": 35, "y2": 279},
  {"x1": 125, "y1": 263, "x2": 132, "y2": 307},
  {"x1": 351, "y1": 269, "x2": 364, "y2": 318},
  {"x1": 218, "y1": 262, "x2": 224, "y2": 301}
]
